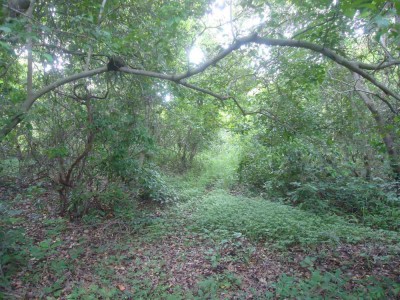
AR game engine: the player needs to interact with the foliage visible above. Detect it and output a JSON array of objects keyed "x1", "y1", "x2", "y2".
[
  {"x1": 0, "y1": 204, "x2": 29, "y2": 294},
  {"x1": 138, "y1": 166, "x2": 179, "y2": 204},
  {"x1": 238, "y1": 138, "x2": 311, "y2": 194},
  {"x1": 68, "y1": 182, "x2": 128, "y2": 218},
  {"x1": 98, "y1": 122, "x2": 156, "y2": 183},
  {"x1": 191, "y1": 190, "x2": 398, "y2": 249},
  {"x1": 269, "y1": 269, "x2": 400, "y2": 300},
  {"x1": 288, "y1": 178, "x2": 400, "y2": 231},
  {"x1": 2, "y1": 0, "x2": 400, "y2": 298},
  {"x1": 2, "y1": 0, "x2": 400, "y2": 221},
  {"x1": 157, "y1": 95, "x2": 221, "y2": 172},
  {"x1": 0, "y1": 158, "x2": 19, "y2": 179},
  {"x1": 237, "y1": 133, "x2": 400, "y2": 231},
  {"x1": 187, "y1": 131, "x2": 241, "y2": 190}
]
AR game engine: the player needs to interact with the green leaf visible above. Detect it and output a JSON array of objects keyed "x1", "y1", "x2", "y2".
[
  {"x1": 374, "y1": 15, "x2": 390, "y2": 28},
  {"x1": 0, "y1": 26, "x2": 11, "y2": 33},
  {"x1": 43, "y1": 53, "x2": 54, "y2": 63},
  {"x1": 0, "y1": 41, "x2": 12, "y2": 51}
]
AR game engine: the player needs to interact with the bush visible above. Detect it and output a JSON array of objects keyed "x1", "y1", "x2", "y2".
[
  {"x1": 238, "y1": 139, "x2": 312, "y2": 196},
  {"x1": 138, "y1": 167, "x2": 179, "y2": 204},
  {"x1": 237, "y1": 138, "x2": 400, "y2": 231},
  {"x1": 0, "y1": 158, "x2": 19, "y2": 179},
  {"x1": 288, "y1": 178, "x2": 400, "y2": 231},
  {"x1": 68, "y1": 182, "x2": 128, "y2": 218}
]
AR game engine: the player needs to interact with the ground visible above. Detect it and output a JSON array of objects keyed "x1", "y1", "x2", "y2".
[{"x1": 1, "y1": 183, "x2": 400, "y2": 299}]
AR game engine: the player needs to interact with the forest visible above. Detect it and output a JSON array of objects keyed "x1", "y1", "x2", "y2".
[{"x1": 1, "y1": 0, "x2": 400, "y2": 298}]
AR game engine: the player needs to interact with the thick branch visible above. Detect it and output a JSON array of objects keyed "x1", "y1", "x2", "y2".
[
  {"x1": 253, "y1": 36, "x2": 400, "y2": 101},
  {"x1": 356, "y1": 60, "x2": 400, "y2": 70},
  {"x1": 120, "y1": 66, "x2": 178, "y2": 80},
  {"x1": 353, "y1": 74, "x2": 386, "y2": 127},
  {"x1": 2, "y1": 33, "x2": 400, "y2": 141},
  {"x1": 124, "y1": 36, "x2": 400, "y2": 103},
  {"x1": 0, "y1": 67, "x2": 107, "y2": 140},
  {"x1": 353, "y1": 73, "x2": 400, "y2": 179},
  {"x1": 29, "y1": 67, "x2": 108, "y2": 110},
  {"x1": 173, "y1": 33, "x2": 258, "y2": 81},
  {"x1": 328, "y1": 72, "x2": 398, "y2": 114}
]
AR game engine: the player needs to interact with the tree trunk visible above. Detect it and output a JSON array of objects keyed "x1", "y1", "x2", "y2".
[{"x1": 353, "y1": 73, "x2": 400, "y2": 181}]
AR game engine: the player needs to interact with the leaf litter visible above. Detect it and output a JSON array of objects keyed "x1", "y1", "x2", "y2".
[{"x1": 1, "y1": 184, "x2": 399, "y2": 299}]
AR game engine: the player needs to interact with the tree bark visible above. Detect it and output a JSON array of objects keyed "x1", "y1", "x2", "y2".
[
  {"x1": 2, "y1": 33, "x2": 400, "y2": 141},
  {"x1": 0, "y1": 67, "x2": 107, "y2": 141},
  {"x1": 353, "y1": 73, "x2": 400, "y2": 181}
]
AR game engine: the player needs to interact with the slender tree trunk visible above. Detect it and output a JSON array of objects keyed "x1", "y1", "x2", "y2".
[
  {"x1": 56, "y1": 0, "x2": 108, "y2": 217},
  {"x1": 353, "y1": 73, "x2": 400, "y2": 181},
  {"x1": 26, "y1": 1, "x2": 35, "y2": 99},
  {"x1": 364, "y1": 154, "x2": 371, "y2": 181}
]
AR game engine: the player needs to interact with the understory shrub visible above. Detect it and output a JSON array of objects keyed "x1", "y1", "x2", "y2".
[
  {"x1": 138, "y1": 166, "x2": 179, "y2": 204},
  {"x1": 238, "y1": 139, "x2": 315, "y2": 196},
  {"x1": 0, "y1": 158, "x2": 19, "y2": 180},
  {"x1": 238, "y1": 139, "x2": 400, "y2": 231},
  {"x1": 68, "y1": 182, "x2": 128, "y2": 218},
  {"x1": 287, "y1": 178, "x2": 400, "y2": 231}
]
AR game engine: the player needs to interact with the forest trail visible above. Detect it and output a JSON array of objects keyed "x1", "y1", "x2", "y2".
[
  {"x1": 3, "y1": 0, "x2": 400, "y2": 298},
  {"x1": 3, "y1": 186, "x2": 400, "y2": 299}
]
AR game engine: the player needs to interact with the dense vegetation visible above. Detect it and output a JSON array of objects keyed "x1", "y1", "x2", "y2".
[{"x1": 1, "y1": 0, "x2": 400, "y2": 298}]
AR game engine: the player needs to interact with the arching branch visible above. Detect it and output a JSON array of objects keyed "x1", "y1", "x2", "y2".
[
  {"x1": 0, "y1": 67, "x2": 108, "y2": 140},
  {"x1": 2, "y1": 33, "x2": 400, "y2": 141},
  {"x1": 252, "y1": 36, "x2": 400, "y2": 101}
]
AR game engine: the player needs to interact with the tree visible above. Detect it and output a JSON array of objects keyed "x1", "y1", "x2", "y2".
[{"x1": 1, "y1": 0, "x2": 400, "y2": 181}]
